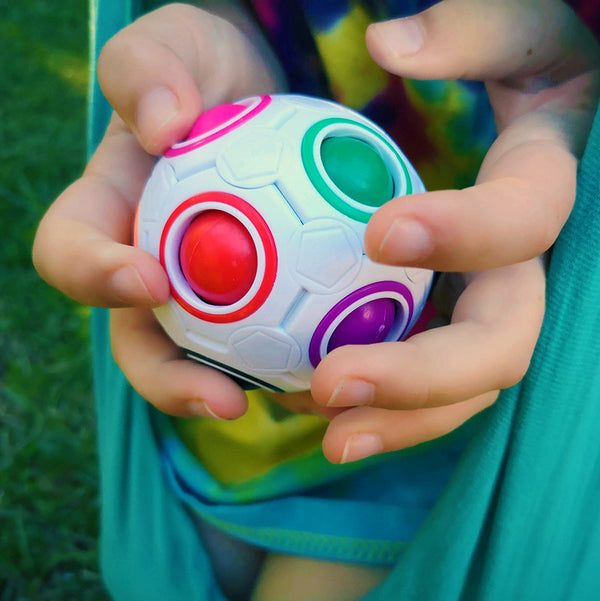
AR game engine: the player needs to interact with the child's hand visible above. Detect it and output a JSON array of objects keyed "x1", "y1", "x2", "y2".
[
  {"x1": 311, "y1": 259, "x2": 545, "y2": 463},
  {"x1": 33, "y1": 3, "x2": 285, "y2": 419},
  {"x1": 365, "y1": 0, "x2": 600, "y2": 271},
  {"x1": 306, "y1": 0, "x2": 600, "y2": 462}
]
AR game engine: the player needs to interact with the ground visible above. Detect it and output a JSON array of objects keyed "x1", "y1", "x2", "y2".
[{"x1": 0, "y1": 1, "x2": 109, "y2": 599}]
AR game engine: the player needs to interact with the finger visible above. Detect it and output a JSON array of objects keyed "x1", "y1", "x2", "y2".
[
  {"x1": 97, "y1": 3, "x2": 282, "y2": 154},
  {"x1": 311, "y1": 259, "x2": 545, "y2": 410},
  {"x1": 97, "y1": 5, "x2": 203, "y2": 155},
  {"x1": 322, "y1": 392, "x2": 497, "y2": 464},
  {"x1": 110, "y1": 307, "x2": 248, "y2": 418},
  {"x1": 364, "y1": 0, "x2": 598, "y2": 272},
  {"x1": 365, "y1": 129, "x2": 576, "y2": 271},
  {"x1": 365, "y1": 0, "x2": 598, "y2": 83},
  {"x1": 33, "y1": 116, "x2": 171, "y2": 307}
]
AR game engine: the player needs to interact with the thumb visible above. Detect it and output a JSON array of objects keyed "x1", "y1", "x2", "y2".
[
  {"x1": 366, "y1": 0, "x2": 596, "y2": 83},
  {"x1": 97, "y1": 4, "x2": 206, "y2": 155},
  {"x1": 97, "y1": 3, "x2": 284, "y2": 156}
]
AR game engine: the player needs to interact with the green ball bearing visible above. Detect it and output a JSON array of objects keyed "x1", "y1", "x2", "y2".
[
  {"x1": 320, "y1": 136, "x2": 394, "y2": 208},
  {"x1": 301, "y1": 118, "x2": 412, "y2": 223}
]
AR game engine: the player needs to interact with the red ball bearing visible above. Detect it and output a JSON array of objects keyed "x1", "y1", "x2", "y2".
[{"x1": 179, "y1": 210, "x2": 258, "y2": 306}]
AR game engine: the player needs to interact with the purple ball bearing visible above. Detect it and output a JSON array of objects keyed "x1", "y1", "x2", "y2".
[
  {"x1": 135, "y1": 94, "x2": 433, "y2": 392},
  {"x1": 309, "y1": 281, "x2": 415, "y2": 368}
]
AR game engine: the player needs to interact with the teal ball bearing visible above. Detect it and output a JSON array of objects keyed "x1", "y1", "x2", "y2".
[{"x1": 135, "y1": 94, "x2": 433, "y2": 392}]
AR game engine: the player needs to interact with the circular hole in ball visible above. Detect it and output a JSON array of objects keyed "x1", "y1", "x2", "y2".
[
  {"x1": 320, "y1": 136, "x2": 395, "y2": 208},
  {"x1": 327, "y1": 297, "x2": 399, "y2": 353},
  {"x1": 179, "y1": 210, "x2": 258, "y2": 306}
]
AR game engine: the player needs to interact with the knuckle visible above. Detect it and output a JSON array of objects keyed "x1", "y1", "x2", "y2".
[
  {"x1": 499, "y1": 351, "x2": 532, "y2": 389},
  {"x1": 98, "y1": 29, "x2": 149, "y2": 77},
  {"x1": 31, "y1": 227, "x2": 48, "y2": 279},
  {"x1": 97, "y1": 35, "x2": 143, "y2": 98},
  {"x1": 97, "y1": 32, "x2": 128, "y2": 76},
  {"x1": 145, "y1": 3, "x2": 209, "y2": 45},
  {"x1": 542, "y1": 207, "x2": 570, "y2": 251},
  {"x1": 159, "y1": 2, "x2": 200, "y2": 23}
]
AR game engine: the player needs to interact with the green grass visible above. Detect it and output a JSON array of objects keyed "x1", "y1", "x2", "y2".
[{"x1": 0, "y1": 1, "x2": 109, "y2": 599}]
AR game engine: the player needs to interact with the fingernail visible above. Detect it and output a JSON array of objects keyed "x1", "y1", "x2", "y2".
[
  {"x1": 136, "y1": 87, "x2": 180, "y2": 145},
  {"x1": 341, "y1": 433, "x2": 383, "y2": 463},
  {"x1": 110, "y1": 265, "x2": 156, "y2": 304},
  {"x1": 377, "y1": 219, "x2": 432, "y2": 263},
  {"x1": 327, "y1": 379, "x2": 376, "y2": 407},
  {"x1": 187, "y1": 400, "x2": 227, "y2": 420},
  {"x1": 374, "y1": 18, "x2": 424, "y2": 57}
]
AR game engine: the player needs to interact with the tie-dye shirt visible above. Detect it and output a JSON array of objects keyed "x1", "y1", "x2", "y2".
[
  {"x1": 248, "y1": 0, "x2": 600, "y2": 187},
  {"x1": 249, "y1": 0, "x2": 495, "y2": 191}
]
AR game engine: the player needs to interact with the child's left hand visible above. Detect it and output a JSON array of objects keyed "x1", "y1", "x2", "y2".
[
  {"x1": 276, "y1": 0, "x2": 600, "y2": 463},
  {"x1": 305, "y1": 259, "x2": 544, "y2": 463}
]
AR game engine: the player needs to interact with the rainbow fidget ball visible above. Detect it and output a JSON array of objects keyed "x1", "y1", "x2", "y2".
[{"x1": 135, "y1": 94, "x2": 433, "y2": 392}]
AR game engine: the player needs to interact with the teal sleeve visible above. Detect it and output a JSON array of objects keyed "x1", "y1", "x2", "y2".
[
  {"x1": 364, "y1": 107, "x2": 600, "y2": 600},
  {"x1": 91, "y1": 309, "x2": 228, "y2": 600}
]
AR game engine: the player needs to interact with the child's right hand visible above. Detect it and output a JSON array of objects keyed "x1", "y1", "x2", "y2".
[{"x1": 33, "y1": 3, "x2": 286, "y2": 419}]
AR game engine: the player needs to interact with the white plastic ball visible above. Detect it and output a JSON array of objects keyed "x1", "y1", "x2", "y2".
[{"x1": 135, "y1": 94, "x2": 434, "y2": 392}]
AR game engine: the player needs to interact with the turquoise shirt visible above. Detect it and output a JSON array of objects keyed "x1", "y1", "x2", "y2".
[{"x1": 88, "y1": 1, "x2": 600, "y2": 600}]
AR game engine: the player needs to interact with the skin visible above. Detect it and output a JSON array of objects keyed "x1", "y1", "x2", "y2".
[{"x1": 31, "y1": 3, "x2": 600, "y2": 595}]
